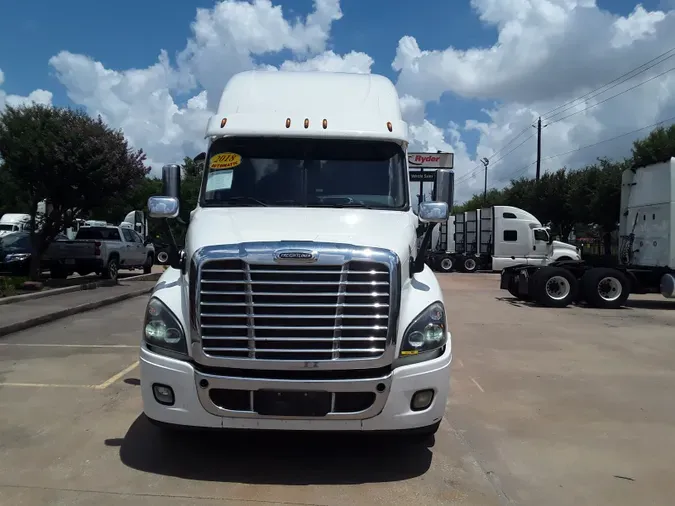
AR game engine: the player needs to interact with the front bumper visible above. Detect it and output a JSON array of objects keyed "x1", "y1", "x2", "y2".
[{"x1": 140, "y1": 336, "x2": 452, "y2": 432}]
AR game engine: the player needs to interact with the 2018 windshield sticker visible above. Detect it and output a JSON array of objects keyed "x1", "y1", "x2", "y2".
[{"x1": 209, "y1": 152, "x2": 242, "y2": 170}]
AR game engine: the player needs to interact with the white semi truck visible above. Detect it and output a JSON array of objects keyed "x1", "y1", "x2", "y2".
[
  {"x1": 141, "y1": 70, "x2": 453, "y2": 443},
  {"x1": 427, "y1": 206, "x2": 580, "y2": 273},
  {"x1": 501, "y1": 158, "x2": 675, "y2": 308}
]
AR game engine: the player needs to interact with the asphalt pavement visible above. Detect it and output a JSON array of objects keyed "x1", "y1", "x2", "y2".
[{"x1": 1, "y1": 274, "x2": 674, "y2": 505}]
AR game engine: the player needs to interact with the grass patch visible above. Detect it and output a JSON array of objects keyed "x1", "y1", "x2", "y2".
[{"x1": 0, "y1": 276, "x2": 29, "y2": 298}]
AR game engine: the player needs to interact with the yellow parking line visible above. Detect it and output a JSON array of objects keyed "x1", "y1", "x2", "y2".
[
  {"x1": 94, "y1": 361, "x2": 139, "y2": 390},
  {"x1": 0, "y1": 361, "x2": 139, "y2": 390}
]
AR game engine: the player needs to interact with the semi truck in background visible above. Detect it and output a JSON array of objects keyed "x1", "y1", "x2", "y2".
[
  {"x1": 427, "y1": 206, "x2": 581, "y2": 273},
  {"x1": 501, "y1": 158, "x2": 675, "y2": 309},
  {"x1": 141, "y1": 69, "x2": 453, "y2": 443}
]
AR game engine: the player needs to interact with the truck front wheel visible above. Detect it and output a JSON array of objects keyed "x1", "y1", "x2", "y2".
[
  {"x1": 581, "y1": 268, "x2": 629, "y2": 309},
  {"x1": 532, "y1": 266, "x2": 578, "y2": 308}
]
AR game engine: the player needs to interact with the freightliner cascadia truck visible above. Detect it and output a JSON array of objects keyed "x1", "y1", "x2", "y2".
[{"x1": 141, "y1": 70, "x2": 454, "y2": 443}]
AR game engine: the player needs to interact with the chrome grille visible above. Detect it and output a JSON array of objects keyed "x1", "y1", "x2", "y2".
[{"x1": 198, "y1": 260, "x2": 391, "y2": 361}]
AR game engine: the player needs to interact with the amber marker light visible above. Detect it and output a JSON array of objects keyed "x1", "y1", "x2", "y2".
[
  {"x1": 220, "y1": 118, "x2": 227, "y2": 128},
  {"x1": 322, "y1": 119, "x2": 328, "y2": 129},
  {"x1": 387, "y1": 121, "x2": 393, "y2": 132}
]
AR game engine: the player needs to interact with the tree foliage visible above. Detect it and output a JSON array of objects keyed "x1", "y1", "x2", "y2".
[
  {"x1": 0, "y1": 104, "x2": 149, "y2": 278},
  {"x1": 456, "y1": 124, "x2": 675, "y2": 237}
]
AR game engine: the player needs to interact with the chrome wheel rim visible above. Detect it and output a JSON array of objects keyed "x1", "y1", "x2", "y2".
[
  {"x1": 545, "y1": 275, "x2": 570, "y2": 300},
  {"x1": 597, "y1": 276, "x2": 622, "y2": 302},
  {"x1": 440, "y1": 258, "x2": 453, "y2": 270}
]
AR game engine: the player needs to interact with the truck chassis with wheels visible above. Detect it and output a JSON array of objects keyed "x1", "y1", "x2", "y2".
[
  {"x1": 500, "y1": 157, "x2": 675, "y2": 309},
  {"x1": 499, "y1": 261, "x2": 666, "y2": 309}
]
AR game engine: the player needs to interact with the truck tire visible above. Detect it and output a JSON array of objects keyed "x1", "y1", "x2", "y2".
[
  {"x1": 532, "y1": 266, "x2": 578, "y2": 308},
  {"x1": 462, "y1": 257, "x2": 478, "y2": 273},
  {"x1": 581, "y1": 268, "x2": 629, "y2": 309},
  {"x1": 143, "y1": 254, "x2": 154, "y2": 274},
  {"x1": 102, "y1": 256, "x2": 119, "y2": 282},
  {"x1": 438, "y1": 255, "x2": 454, "y2": 273},
  {"x1": 507, "y1": 276, "x2": 527, "y2": 300},
  {"x1": 405, "y1": 420, "x2": 440, "y2": 446}
]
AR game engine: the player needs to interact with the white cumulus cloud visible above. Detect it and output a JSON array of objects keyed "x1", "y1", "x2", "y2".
[
  {"x1": 5, "y1": 0, "x2": 675, "y2": 206},
  {"x1": 0, "y1": 68, "x2": 53, "y2": 111},
  {"x1": 396, "y1": 0, "x2": 675, "y2": 201}
]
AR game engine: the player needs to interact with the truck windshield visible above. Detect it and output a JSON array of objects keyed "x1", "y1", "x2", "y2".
[{"x1": 201, "y1": 137, "x2": 408, "y2": 210}]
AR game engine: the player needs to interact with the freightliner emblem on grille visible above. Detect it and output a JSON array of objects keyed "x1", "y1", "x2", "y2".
[{"x1": 273, "y1": 249, "x2": 318, "y2": 262}]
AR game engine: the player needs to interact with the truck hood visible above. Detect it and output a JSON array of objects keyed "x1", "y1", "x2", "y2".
[
  {"x1": 552, "y1": 240, "x2": 577, "y2": 251},
  {"x1": 185, "y1": 207, "x2": 417, "y2": 260}
]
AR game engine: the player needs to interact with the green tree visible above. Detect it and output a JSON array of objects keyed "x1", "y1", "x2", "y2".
[
  {"x1": 0, "y1": 104, "x2": 149, "y2": 279},
  {"x1": 631, "y1": 124, "x2": 675, "y2": 168}
]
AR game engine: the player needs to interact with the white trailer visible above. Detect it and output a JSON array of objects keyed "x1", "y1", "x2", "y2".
[
  {"x1": 501, "y1": 157, "x2": 675, "y2": 308},
  {"x1": 427, "y1": 206, "x2": 580, "y2": 273}
]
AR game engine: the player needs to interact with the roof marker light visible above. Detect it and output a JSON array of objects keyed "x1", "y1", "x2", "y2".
[
  {"x1": 322, "y1": 119, "x2": 328, "y2": 129},
  {"x1": 304, "y1": 118, "x2": 310, "y2": 129},
  {"x1": 220, "y1": 118, "x2": 227, "y2": 128},
  {"x1": 387, "y1": 121, "x2": 393, "y2": 132},
  {"x1": 286, "y1": 118, "x2": 291, "y2": 128}
]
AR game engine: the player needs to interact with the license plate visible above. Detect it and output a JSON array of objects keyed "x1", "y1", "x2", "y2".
[{"x1": 254, "y1": 390, "x2": 331, "y2": 417}]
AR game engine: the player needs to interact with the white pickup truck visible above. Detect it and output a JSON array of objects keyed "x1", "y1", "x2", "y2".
[{"x1": 47, "y1": 225, "x2": 154, "y2": 280}]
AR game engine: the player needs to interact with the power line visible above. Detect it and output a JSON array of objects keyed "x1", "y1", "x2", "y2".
[
  {"x1": 546, "y1": 65, "x2": 675, "y2": 125},
  {"x1": 477, "y1": 114, "x2": 675, "y2": 193},
  {"x1": 541, "y1": 114, "x2": 675, "y2": 161},
  {"x1": 453, "y1": 125, "x2": 533, "y2": 186},
  {"x1": 455, "y1": 133, "x2": 534, "y2": 187},
  {"x1": 541, "y1": 46, "x2": 675, "y2": 119}
]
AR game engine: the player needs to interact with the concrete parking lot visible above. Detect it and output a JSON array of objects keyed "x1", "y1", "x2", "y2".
[{"x1": 1, "y1": 273, "x2": 674, "y2": 505}]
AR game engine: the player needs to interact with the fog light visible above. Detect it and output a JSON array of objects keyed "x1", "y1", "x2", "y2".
[
  {"x1": 152, "y1": 383, "x2": 175, "y2": 406},
  {"x1": 411, "y1": 389, "x2": 434, "y2": 411}
]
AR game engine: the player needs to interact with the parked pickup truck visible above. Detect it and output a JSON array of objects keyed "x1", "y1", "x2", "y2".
[{"x1": 47, "y1": 225, "x2": 154, "y2": 281}]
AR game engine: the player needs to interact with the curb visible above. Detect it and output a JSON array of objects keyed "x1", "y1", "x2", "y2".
[
  {"x1": 0, "y1": 272, "x2": 161, "y2": 306},
  {"x1": 0, "y1": 285, "x2": 154, "y2": 338}
]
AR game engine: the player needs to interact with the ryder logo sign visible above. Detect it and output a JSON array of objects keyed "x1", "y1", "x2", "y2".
[{"x1": 407, "y1": 152, "x2": 454, "y2": 169}]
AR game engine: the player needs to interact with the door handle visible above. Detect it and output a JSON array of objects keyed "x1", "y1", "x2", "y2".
[{"x1": 533, "y1": 246, "x2": 536, "y2": 250}]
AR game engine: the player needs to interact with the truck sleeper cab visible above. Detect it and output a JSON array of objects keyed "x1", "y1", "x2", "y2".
[
  {"x1": 141, "y1": 70, "x2": 453, "y2": 442},
  {"x1": 428, "y1": 206, "x2": 580, "y2": 273}
]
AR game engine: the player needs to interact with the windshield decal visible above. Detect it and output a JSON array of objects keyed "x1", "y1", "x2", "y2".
[{"x1": 209, "y1": 152, "x2": 242, "y2": 170}]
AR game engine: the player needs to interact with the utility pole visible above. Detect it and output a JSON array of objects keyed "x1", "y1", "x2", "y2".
[
  {"x1": 480, "y1": 157, "x2": 489, "y2": 205},
  {"x1": 535, "y1": 116, "x2": 542, "y2": 181}
]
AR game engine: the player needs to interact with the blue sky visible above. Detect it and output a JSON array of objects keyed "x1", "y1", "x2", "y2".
[
  {"x1": 2, "y1": 0, "x2": 675, "y2": 202},
  {"x1": 1, "y1": 0, "x2": 653, "y2": 129}
]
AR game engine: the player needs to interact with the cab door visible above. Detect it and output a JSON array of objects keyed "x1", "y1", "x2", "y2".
[{"x1": 527, "y1": 228, "x2": 550, "y2": 266}]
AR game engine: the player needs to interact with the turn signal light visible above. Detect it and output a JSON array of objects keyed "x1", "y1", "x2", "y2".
[{"x1": 220, "y1": 118, "x2": 227, "y2": 128}]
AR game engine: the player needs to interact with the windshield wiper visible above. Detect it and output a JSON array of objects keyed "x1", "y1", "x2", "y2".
[
  {"x1": 308, "y1": 202, "x2": 375, "y2": 209},
  {"x1": 221, "y1": 196, "x2": 268, "y2": 207}
]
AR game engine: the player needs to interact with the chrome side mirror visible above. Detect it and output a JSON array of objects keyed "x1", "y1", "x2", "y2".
[
  {"x1": 418, "y1": 201, "x2": 449, "y2": 223},
  {"x1": 147, "y1": 196, "x2": 180, "y2": 219}
]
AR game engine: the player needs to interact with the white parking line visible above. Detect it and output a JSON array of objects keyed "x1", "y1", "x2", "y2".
[
  {"x1": 469, "y1": 377, "x2": 485, "y2": 393},
  {"x1": 0, "y1": 343, "x2": 136, "y2": 349},
  {"x1": 0, "y1": 361, "x2": 139, "y2": 390}
]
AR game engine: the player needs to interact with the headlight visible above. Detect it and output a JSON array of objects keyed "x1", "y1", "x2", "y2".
[
  {"x1": 143, "y1": 297, "x2": 188, "y2": 357},
  {"x1": 4, "y1": 253, "x2": 30, "y2": 262},
  {"x1": 400, "y1": 301, "x2": 447, "y2": 358}
]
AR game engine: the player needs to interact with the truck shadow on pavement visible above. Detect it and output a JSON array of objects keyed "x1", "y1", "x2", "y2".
[{"x1": 105, "y1": 414, "x2": 433, "y2": 484}]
